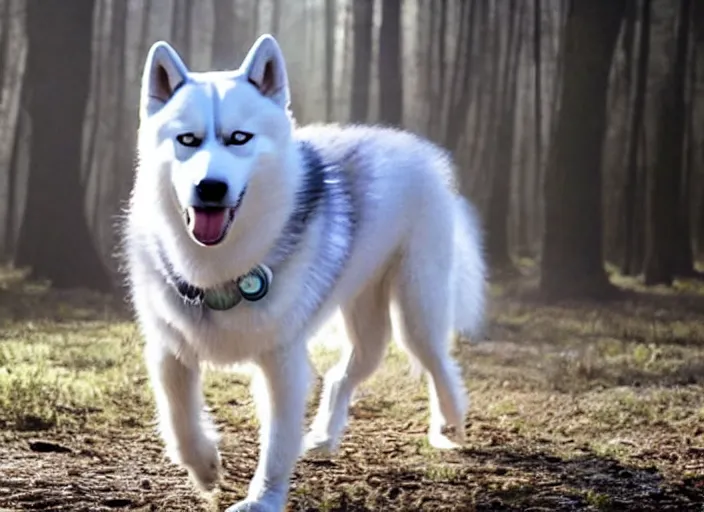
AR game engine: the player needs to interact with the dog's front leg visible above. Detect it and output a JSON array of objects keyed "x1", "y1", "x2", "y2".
[
  {"x1": 227, "y1": 341, "x2": 310, "y2": 512},
  {"x1": 144, "y1": 337, "x2": 221, "y2": 491}
]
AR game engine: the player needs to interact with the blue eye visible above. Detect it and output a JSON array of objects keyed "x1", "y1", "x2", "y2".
[
  {"x1": 226, "y1": 131, "x2": 254, "y2": 146},
  {"x1": 176, "y1": 133, "x2": 202, "y2": 147}
]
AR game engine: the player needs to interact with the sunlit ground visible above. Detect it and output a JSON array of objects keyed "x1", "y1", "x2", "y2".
[{"x1": 0, "y1": 265, "x2": 703, "y2": 511}]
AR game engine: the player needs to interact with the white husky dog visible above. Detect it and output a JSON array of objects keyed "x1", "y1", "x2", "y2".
[{"x1": 124, "y1": 34, "x2": 486, "y2": 512}]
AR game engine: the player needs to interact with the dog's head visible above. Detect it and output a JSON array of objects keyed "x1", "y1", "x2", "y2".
[{"x1": 136, "y1": 35, "x2": 296, "y2": 253}]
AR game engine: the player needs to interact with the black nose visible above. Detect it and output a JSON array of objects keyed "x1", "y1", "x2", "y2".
[{"x1": 195, "y1": 179, "x2": 228, "y2": 203}]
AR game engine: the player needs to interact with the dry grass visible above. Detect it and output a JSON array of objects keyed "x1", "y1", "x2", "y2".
[{"x1": 0, "y1": 266, "x2": 703, "y2": 511}]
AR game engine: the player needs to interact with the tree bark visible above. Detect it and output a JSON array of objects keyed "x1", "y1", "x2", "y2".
[
  {"x1": 621, "y1": 0, "x2": 650, "y2": 276},
  {"x1": 349, "y1": 0, "x2": 373, "y2": 123},
  {"x1": 15, "y1": 0, "x2": 111, "y2": 291},
  {"x1": 324, "y1": 0, "x2": 335, "y2": 122},
  {"x1": 486, "y1": 0, "x2": 523, "y2": 273},
  {"x1": 0, "y1": 0, "x2": 11, "y2": 105},
  {"x1": 110, "y1": 0, "x2": 133, "y2": 246},
  {"x1": 540, "y1": 0, "x2": 626, "y2": 299},
  {"x1": 171, "y1": 0, "x2": 193, "y2": 63},
  {"x1": 378, "y1": 0, "x2": 403, "y2": 126},
  {"x1": 251, "y1": 0, "x2": 260, "y2": 42},
  {"x1": 531, "y1": 0, "x2": 543, "y2": 254},
  {"x1": 674, "y1": 23, "x2": 697, "y2": 276},
  {"x1": 4, "y1": 104, "x2": 28, "y2": 261},
  {"x1": 212, "y1": 0, "x2": 236, "y2": 70},
  {"x1": 643, "y1": 0, "x2": 692, "y2": 285},
  {"x1": 444, "y1": 0, "x2": 470, "y2": 146},
  {"x1": 271, "y1": 0, "x2": 282, "y2": 36},
  {"x1": 427, "y1": 0, "x2": 447, "y2": 136},
  {"x1": 444, "y1": 0, "x2": 476, "y2": 153}
]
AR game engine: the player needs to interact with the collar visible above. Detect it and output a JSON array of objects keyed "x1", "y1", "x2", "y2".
[{"x1": 159, "y1": 247, "x2": 273, "y2": 311}]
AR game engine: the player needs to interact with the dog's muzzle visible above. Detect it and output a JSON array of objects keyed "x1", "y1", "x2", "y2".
[{"x1": 185, "y1": 180, "x2": 246, "y2": 246}]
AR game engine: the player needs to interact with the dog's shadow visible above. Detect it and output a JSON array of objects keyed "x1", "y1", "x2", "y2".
[
  {"x1": 288, "y1": 441, "x2": 703, "y2": 511},
  {"x1": 368, "y1": 445, "x2": 699, "y2": 511}
]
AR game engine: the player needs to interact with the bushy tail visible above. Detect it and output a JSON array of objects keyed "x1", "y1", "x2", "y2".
[{"x1": 452, "y1": 197, "x2": 487, "y2": 342}]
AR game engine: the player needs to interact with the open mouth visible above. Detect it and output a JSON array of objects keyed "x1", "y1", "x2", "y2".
[{"x1": 185, "y1": 189, "x2": 246, "y2": 246}]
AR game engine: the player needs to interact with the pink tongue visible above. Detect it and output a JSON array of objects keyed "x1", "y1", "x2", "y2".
[{"x1": 191, "y1": 209, "x2": 227, "y2": 244}]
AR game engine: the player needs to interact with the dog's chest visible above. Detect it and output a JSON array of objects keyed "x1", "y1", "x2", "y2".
[{"x1": 166, "y1": 296, "x2": 283, "y2": 363}]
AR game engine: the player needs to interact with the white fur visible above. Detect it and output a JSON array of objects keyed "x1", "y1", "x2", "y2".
[{"x1": 124, "y1": 34, "x2": 487, "y2": 512}]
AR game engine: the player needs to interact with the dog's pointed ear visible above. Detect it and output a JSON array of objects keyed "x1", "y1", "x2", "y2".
[
  {"x1": 239, "y1": 34, "x2": 290, "y2": 109},
  {"x1": 140, "y1": 41, "x2": 189, "y2": 119}
]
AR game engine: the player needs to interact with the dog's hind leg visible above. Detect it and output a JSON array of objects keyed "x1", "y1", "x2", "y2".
[
  {"x1": 392, "y1": 218, "x2": 469, "y2": 449},
  {"x1": 304, "y1": 277, "x2": 392, "y2": 455}
]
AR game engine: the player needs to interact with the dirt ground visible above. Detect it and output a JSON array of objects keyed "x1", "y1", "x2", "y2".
[{"x1": 1, "y1": 268, "x2": 703, "y2": 511}]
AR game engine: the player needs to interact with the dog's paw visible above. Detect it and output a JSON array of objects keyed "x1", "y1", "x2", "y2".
[
  {"x1": 428, "y1": 424, "x2": 466, "y2": 450},
  {"x1": 302, "y1": 430, "x2": 339, "y2": 456},
  {"x1": 172, "y1": 435, "x2": 221, "y2": 491},
  {"x1": 225, "y1": 499, "x2": 277, "y2": 512}
]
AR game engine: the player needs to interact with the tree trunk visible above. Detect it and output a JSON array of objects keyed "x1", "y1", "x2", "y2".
[
  {"x1": 339, "y1": 0, "x2": 353, "y2": 121},
  {"x1": 531, "y1": 0, "x2": 543, "y2": 255},
  {"x1": 378, "y1": 0, "x2": 403, "y2": 126},
  {"x1": 85, "y1": 0, "x2": 110, "y2": 231},
  {"x1": 486, "y1": 0, "x2": 523, "y2": 273},
  {"x1": 643, "y1": 0, "x2": 692, "y2": 285},
  {"x1": 4, "y1": 105, "x2": 28, "y2": 261},
  {"x1": 427, "y1": 0, "x2": 447, "y2": 136},
  {"x1": 324, "y1": 0, "x2": 335, "y2": 122},
  {"x1": 621, "y1": 0, "x2": 651, "y2": 276},
  {"x1": 271, "y1": 0, "x2": 282, "y2": 36},
  {"x1": 349, "y1": 0, "x2": 373, "y2": 123},
  {"x1": 423, "y1": 1, "x2": 437, "y2": 133},
  {"x1": 15, "y1": 0, "x2": 111, "y2": 291},
  {"x1": 212, "y1": 0, "x2": 236, "y2": 69},
  {"x1": 171, "y1": 0, "x2": 193, "y2": 63},
  {"x1": 251, "y1": 0, "x2": 260, "y2": 42},
  {"x1": 674, "y1": 29, "x2": 697, "y2": 276},
  {"x1": 514, "y1": 62, "x2": 533, "y2": 258},
  {"x1": 108, "y1": 0, "x2": 130, "y2": 261},
  {"x1": 473, "y1": 4, "x2": 502, "y2": 179},
  {"x1": 444, "y1": 0, "x2": 476, "y2": 153},
  {"x1": 540, "y1": 0, "x2": 626, "y2": 299},
  {"x1": 0, "y1": 0, "x2": 11, "y2": 105},
  {"x1": 444, "y1": 0, "x2": 470, "y2": 146},
  {"x1": 137, "y1": 0, "x2": 152, "y2": 60}
]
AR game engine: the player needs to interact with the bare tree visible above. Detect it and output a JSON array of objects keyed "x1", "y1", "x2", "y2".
[
  {"x1": 324, "y1": 0, "x2": 335, "y2": 122},
  {"x1": 644, "y1": 0, "x2": 693, "y2": 285},
  {"x1": 109, "y1": 0, "x2": 129, "y2": 217},
  {"x1": 349, "y1": 0, "x2": 373, "y2": 123},
  {"x1": 444, "y1": 0, "x2": 477, "y2": 154},
  {"x1": 468, "y1": 2, "x2": 491, "y2": 173},
  {"x1": 4, "y1": 104, "x2": 26, "y2": 261},
  {"x1": 531, "y1": 0, "x2": 543, "y2": 253},
  {"x1": 171, "y1": 0, "x2": 193, "y2": 63},
  {"x1": 486, "y1": 0, "x2": 524, "y2": 272},
  {"x1": 621, "y1": 0, "x2": 651, "y2": 276},
  {"x1": 532, "y1": 0, "x2": 543, "y2": 184},
  {"x1": 0, "y1": 0, "x2": 11, "y2": 105},
  {"x1": 212, "y1": 0, "x2": 236, "y2": 69},
  {"x1": 271, "y1": 0, "x2": 282, "y2": 36},
  {"x1": 540, "y1": 0, "x2": 626, "y2": 299},
  {"x1": 426, "y1": 0, "x2": 447, "y2": 136},
  {"x1": 251, "y1": 0, "x2": 260, "y2": 42},
  {"x1": 378, "y1": 0, "x2": 403, "y2": 126},
  {"x1": 15, "y1": 0, "x2": 111, "y2": 290},
  {"x1": 676, "y1": 40, "x2": 697, "y2": 275}
]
